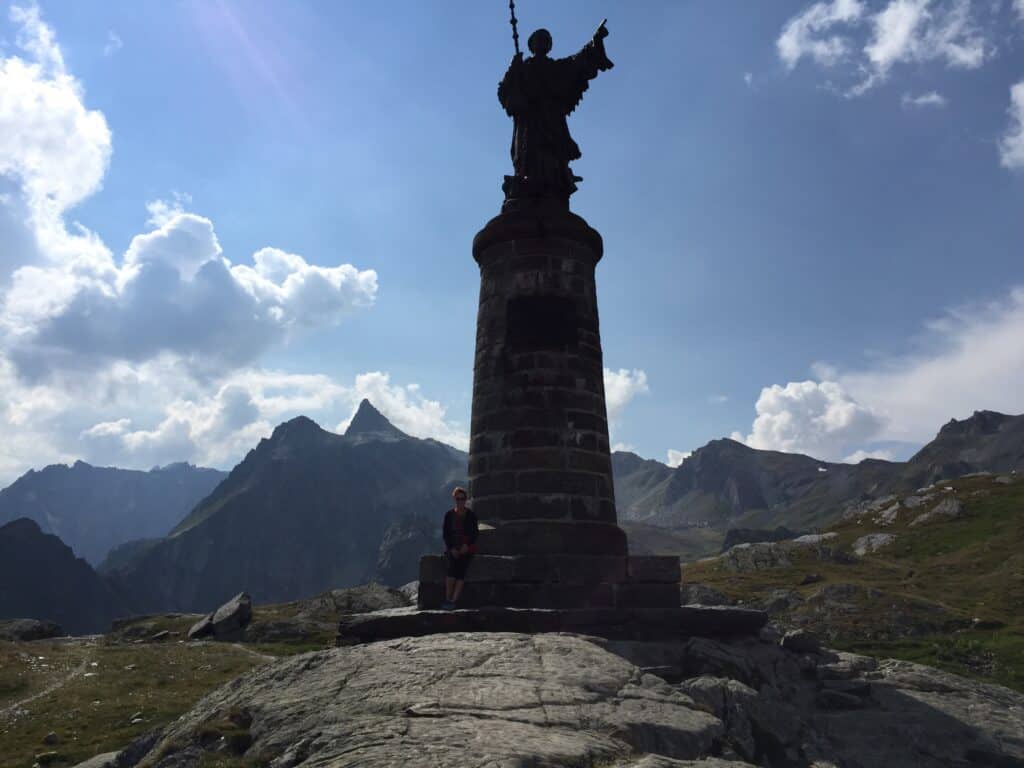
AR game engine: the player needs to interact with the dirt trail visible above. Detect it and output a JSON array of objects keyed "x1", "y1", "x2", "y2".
[{"x1": 0, "y1": 657, "x2": 90, "y2": 720}]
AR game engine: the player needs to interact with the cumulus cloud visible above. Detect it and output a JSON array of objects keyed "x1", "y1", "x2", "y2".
[
  {"x1": 1000, "y1": 81, "x2": 1024, "y2": 170},
  {"x1": 778, "y1": 0, "x2": 991, "y2": 97},
  {"x1": 732, "y1": 380, "x2": 884, "y2": 461},
  {"x1": 901, "y1": 90, "x2": 947, "y2": 107},
  {"x1": 666, "y1": 449, "x2": 691, "y2": 468},
  {"x1": 739, "y1": 285, "x2": 1024, "y2": 461},
  {"x1": 0, "y1": 5, "x2": 390, "y2": 482},
  {"x1": 0, "y1": 7, "x2": 376, "y2": 382}
]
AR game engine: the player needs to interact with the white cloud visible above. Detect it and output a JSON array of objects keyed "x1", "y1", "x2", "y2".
[
  {"x1": 666, "y1": 449, "x2": 691, "y2": 468},
  {"x1": 901, "y1": 90, "x2": 947, "y2": 107},
  {"x1": 778, "y1": 0, "x2": 866, "y2": 70},
  {"x1": 708, "y1": 394, "x2": 729, "y2": 404},
  {"x1": 999, "y1": 80, "x2": 1024, "y2": 170},
  {"x1": 843, "y1": 448, "x2": 896, "y2": 463},
  {"x1": 1017, "y1": 0, "x2": 1024, "y2": 21},
  {"x1": 335, "y1": 372, "x2": 468, "y2": 450},
  {"x1": 743, "y1": 72, "x2": 754, "y2": 88},
  {"x1": 603, "y1": 368, "x2": 649, "y2": 422},
  {"x1": 836, "y1": 287, "x2": 1024, "y2": 445},
  {"x1": 733, "y1": 380, "x2": 884, "y2": 461},
  {"x1": 778, "y1": 0, "x2": 991, "y2": 97},
  {"x1": 103, "y1": 30, "x2": 122, "y2": 57},
  {"x1": 0, "y1": 7, "x2": 377, "y2": 382}
]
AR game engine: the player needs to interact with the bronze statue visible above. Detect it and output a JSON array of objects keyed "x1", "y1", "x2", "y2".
[{"x1": 498, "y1": 21, "x2": 613, "y2": 203}]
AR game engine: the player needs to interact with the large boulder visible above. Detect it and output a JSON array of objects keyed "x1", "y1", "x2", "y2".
[
  {"x1": 910, "y1": 497, "x2": 965, "y2": 526},
  {"x1": 852, "y1": 533, "x2": 897, "y2": 556},
  {"x1": 188, "y1": 592, "x2": 252, "y2": 641}
]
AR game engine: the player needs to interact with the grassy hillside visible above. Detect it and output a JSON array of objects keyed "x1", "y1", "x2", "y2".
[{"x1": 683, "y1": 473, "x2": 1024, "y2": 691}]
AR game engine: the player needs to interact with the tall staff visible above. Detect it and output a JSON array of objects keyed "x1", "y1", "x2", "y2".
[{"x1": 509, "y1": 0, "x2": 520, "y2": 56}]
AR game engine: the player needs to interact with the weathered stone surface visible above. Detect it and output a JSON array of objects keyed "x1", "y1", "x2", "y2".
[
  {"x1": 139, "y1": 633, "x2": 724, "y2": 767},
  {"x1": 70, "y1": 752, "x2": 120, "y2": 768},
  {"x1": 874, "y1": 502, "x2": 901, "y2": 526},
  {"x1": 910, "y1": 496, "x2": 965, "y2": 526},
  {"x1": 337, "y1": 605, "x2": 767, "y2": 645},
  {"x1": 852, "y1": 532, "x2": 897, "y2": 556},
  {"x1": 0, "y1": 618, "x2": 63, "y2": 641},
  {"x1": 476, "y1": 520, "x2": 628, "y2": 556},
  {"x1": 720, "y1": 542, "x2": 791, "y2": 572}
]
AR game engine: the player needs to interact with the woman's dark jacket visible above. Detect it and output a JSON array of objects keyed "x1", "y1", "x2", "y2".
[{"x1": 442, "y1": 507, "x2": 479, "y2": 553}]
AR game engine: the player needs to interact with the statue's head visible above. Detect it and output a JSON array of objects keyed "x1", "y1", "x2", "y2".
[{"x1": 528, "y1": 28, "x2": 552, "y2": 57}]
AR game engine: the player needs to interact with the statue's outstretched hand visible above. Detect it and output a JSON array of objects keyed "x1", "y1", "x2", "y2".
[{"x1": 594, "y1": 19, "x2": 609, "y2": 41}]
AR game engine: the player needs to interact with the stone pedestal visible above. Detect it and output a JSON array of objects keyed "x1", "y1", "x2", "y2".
[{"x1": 417, "y1": 200, "x2": 679, "y2": 611}]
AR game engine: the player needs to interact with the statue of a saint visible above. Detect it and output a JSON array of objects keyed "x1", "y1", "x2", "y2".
[{"x1": 498, "y1": 23, "x2": 613, "y2": 203}]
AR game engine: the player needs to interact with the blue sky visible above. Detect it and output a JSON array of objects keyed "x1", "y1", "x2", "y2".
[{"x1": 0, "y1": 0, "x2": 1022, "y2": 482}]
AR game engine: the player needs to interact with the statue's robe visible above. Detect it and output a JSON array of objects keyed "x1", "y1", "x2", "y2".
[{"x1": 498, "y1": 37, "x2": 613, "y2": 198}]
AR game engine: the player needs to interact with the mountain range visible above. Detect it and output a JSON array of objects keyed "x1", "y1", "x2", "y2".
[
  {"x1": 0, "y1": 460, "x2": 225, "y2": 565},
  {"x1": 614, "y1": 410, "x2": 1024, "y2": 532},
  {"x1": 103, "y1": 400, "x2": 466, "y2": 612},
  {"x1": 1, "y1": 404, "x2": 1021, "y2": 629}
]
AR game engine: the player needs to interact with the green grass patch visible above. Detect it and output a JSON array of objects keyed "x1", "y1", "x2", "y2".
[{"x1": 683, "y1": 474, "x2": 1024, "y2": 692}]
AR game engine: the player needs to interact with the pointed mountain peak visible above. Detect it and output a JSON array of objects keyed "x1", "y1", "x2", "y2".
[{"x1": 344, "y1": 400, "x2": 406, "y2": 440}]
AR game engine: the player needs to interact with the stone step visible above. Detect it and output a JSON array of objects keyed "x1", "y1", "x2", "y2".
[
  {"x1": 336, "y1": 605, "x2": 769, "y2": 645},
  {"x1": 417, "y1": 580, "x2": 680, "y2": 611},
  {"x1": 418, "y1": 554, "x2": 679, "y2": 585}
]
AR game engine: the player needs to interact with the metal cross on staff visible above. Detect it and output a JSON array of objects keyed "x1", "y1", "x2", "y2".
[{"x1": 509, "y1": 0, "x2": 520, "y2": 56}]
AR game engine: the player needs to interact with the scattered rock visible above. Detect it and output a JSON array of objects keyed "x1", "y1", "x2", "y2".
[
  {"x1": 781, "y1": 629, "x2": 821, "y2": 654},
  {"x1": 910, "y1": 497, "x2": 965, "y2": 527},
  {"x1": 760, "y1": 589, "x2": 804, "y2": 614},
  {"x1": 398, "y1": 580, "x2": 419, "y2": 604},
  {"x1": 720, "y1": 542, "x2": 791, "y2": 572},
  {"x1": 68, "y1": 753, "x2": 119, "y2": 768},
  {"x1": 42, "y1": 732, "x2": 59, "y2": 745},
  {"x1": 680, "y1": 583, "x2": 732, "y2": 606},
  {"x1": 0, "y1": 618, "x2": 63, "y2": 641},
  {"x1": 799, "y1": 573, "x2": 823, "y2": 586},
  {"x1": 188, "y1": 593, "x2": 253, "y2": 641},
  {"x1": 994, "y1": 475, "x2": 1013, "y2": 485},
  {"x1": 148, "y1": 630, "x2": 170, "y2": 642},
  {"x1": 34, "y1": 752, "x2": 63, "y2": 766},
  {"x1": 902, "y1": 494, "x2": 931, "y2": 508},
  {"x1": 874, "y1": 503, "x2": 901, "y2": 526},
  {"x1": 852, "y1": 533, "x2": 897, "y2": 556},
  {"x1": 792, "y1": 533, "x2": 837, "y2": 546}
]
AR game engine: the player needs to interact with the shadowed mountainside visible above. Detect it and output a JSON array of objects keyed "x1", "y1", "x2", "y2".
[
  {"x1": 0, "y1": 518, "x2": 130, "y2": 634},
  {"x1": 106, "y1": 401, "x2": 466, "y2": 613}
]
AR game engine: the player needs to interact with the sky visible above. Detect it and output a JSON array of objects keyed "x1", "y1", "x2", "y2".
[{"x1": 0, "y1": 0, "x2": 1022, "y2": 483}]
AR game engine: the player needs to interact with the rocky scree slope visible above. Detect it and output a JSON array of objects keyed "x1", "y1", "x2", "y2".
[{"x1": 683, "y1": 472, "x2": 1024, "y2": 691}]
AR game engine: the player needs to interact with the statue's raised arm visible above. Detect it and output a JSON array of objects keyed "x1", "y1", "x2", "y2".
[{"x1": 497, "y1": 22, "x2": 613, "y2": 206}]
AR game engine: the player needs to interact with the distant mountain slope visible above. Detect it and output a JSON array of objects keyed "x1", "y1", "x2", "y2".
[
  {"x1": 0, "y1": 461, "x2": 226, "y2": 565},
  {"x1": 109, "y1": 401, "x2": 467, "y2": 612},
  {"x1": 614, "y1": 410, "x2": 1024, "y2": 533},
  {"x1": 0, "y1": 518, "x2": 130, "y2": 634}
]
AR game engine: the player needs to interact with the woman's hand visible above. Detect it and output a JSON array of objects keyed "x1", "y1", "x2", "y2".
[
  {"x1": 449, "y1": 547, "x2": 460, "y2": 557},
  {"x1": 459, "y1": 544, "x2": 470, "y2": 555}
]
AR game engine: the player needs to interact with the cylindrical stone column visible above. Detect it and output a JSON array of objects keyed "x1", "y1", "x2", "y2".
[{"x1": 468, "y1": 202, "x2": 625, "y2": 555}]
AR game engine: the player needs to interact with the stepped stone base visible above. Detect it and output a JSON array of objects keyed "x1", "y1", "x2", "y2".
[
  {"x1": 417, "y1": 553, "x2": 681, "y2": 610},
  {"x1": 336, "y1": 605, "x2": 768, "y2": 645}
]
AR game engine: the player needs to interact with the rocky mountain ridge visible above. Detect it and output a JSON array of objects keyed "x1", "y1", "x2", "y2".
[
  {"x1": 0, "y1": 460, "x2": 225, "y2": 565},
  {"x1": 104, "y1": 400, "x2": 466, "y2": 613}
]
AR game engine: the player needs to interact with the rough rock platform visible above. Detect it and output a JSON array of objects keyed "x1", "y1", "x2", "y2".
[{"x1": 337, "y1": 605, "x2": 768, "y2": 645}]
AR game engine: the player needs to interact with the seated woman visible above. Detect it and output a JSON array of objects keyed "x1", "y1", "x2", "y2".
[{"x1": 441, "y1": 487, "x2": 478, "y2": 610}]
